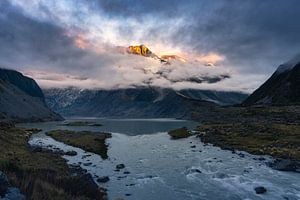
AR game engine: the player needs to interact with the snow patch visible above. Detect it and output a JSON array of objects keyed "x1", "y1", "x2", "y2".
[{"x1": 276, "y1": 54, "x2": 300, "y2": 74}]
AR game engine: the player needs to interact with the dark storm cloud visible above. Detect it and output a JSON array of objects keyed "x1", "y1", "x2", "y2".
[
  {"x1": 96, "y1": 0, "x2": 185, "y2": 18},
  {"x1": 97, "y1": 0, "x2": 300, "y2": 74},
  {"x1": 0, "y1": 1, "x2": 85, "y2": 69},
  {"x1": 185, "y1": 0, "x2": 300, "y2": 74},
  {"x1": 1, "y1": 0, "x2": 300, "y2": 91}
]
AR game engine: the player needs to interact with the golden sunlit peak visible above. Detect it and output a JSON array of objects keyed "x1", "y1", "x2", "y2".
[{"x1": 124, "y1": 44, "x2": 188, "y2": 64}]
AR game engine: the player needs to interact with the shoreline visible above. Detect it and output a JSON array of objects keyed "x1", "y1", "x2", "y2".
[
  {"x1": 0, "y1": 123, "x2": 107, "y2": 200},
  {"x1": 193, "y1": 106, "x2": 300, "y2": 172}
]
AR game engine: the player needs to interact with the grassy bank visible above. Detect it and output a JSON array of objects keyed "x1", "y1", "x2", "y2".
[
  {"x1": 198, "y1": 123, "x2": 300, "y2": 160},
  {"x1": 47, "y1": 130, "x2": 111, "y2": 159},
  {"x1": 0, "y1": 125, "x2": 107, "y2": 200},
  {"x1": 195, "y1": 106, "x2": 300, "y2": 160},
  {"x1": 61, "y1": 121, "x2": 102, "y2": 127},
  {"x1": 168, "y1": 127, "x2": 190, "y2": 139}
]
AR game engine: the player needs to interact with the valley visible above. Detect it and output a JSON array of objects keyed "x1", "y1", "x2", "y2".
[
  {"x1": 1, "y1": 1, "x2": 300, "y2": 199},
  {"x1": 0, "y1": 57, "x2": 300, "y2": 199}
]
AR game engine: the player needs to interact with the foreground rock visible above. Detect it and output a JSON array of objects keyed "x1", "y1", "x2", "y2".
[
  {"x1": 0, "y1": 171, "x2": 9, "y2": 197},
  {"x1": 0, "y1": 171, "x2": 25, "y2": 200},
  {"x1": 168, "y1": 127, "x2": 191, "y2": 139}
]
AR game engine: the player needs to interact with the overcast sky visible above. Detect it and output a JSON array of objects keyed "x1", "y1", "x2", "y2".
[{"x1": 0, "y1": 0, "x2": 300, "y2": 92}]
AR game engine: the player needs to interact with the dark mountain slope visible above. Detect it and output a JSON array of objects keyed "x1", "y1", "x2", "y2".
[
  {"x1": 243, "y1": 60, "x2": 300, "y2": 106},
  {"x1": 0, "y1": 68, "x2": 44, "y2": 100},
  {"x1": 0, "y1": 68, "x2": 63, "y2": 122}
]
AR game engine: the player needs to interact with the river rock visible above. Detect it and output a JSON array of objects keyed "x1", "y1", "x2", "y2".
[
  {"x1": 2, "y1": 187, "x2": 26, "y2": 200},
  {"x1": 97, "y1": 176, "x2": 110, "y2": 183},
  {"x1": 269, "y1": 159, "x2": 300, "y2": 172},
  {"x1": 0, "y1": 171, "x2": 9, "y2": 197},
  {"x1": 83, "y1": 162, "x2": 92, "y2": 166},
  {"x1": 190, "y1": 169, "x2": 202, "y2": 174},
  {"x1": 65, "y1": 151, "x2": 77, "y2": 156},
  {"x1": 116, "y1": 164, "x2": 125, "y2": 169},
  {"x1": 82, "y1": 154, "x2": 92, "y2": 159},
  {"x1": 254, "y1": 186, "x2": 267, "y2": 194}
]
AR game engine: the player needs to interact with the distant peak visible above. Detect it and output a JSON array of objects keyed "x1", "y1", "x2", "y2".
[
  {"x1": 276, "y1": 54, "x2": 300, "y2": 74},
  {"x1": 119, "y1": 45, "x2": 185, "y2": 64}
]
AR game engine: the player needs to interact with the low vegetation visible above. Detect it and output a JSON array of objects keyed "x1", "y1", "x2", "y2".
[
  {"x1": 195, "y1": 106, "x2": 300, "y2": 160},
  {"x1": 168, "y1": 127, "x2": 190, "y2": 139},
  {"x1": 47, "y1": 130, "x2": 111, "y2": 159},
  {"x1": 61, "y1": 121, "x2": 103, "y2": 127},
  {"x1": 0, "y1": 125, "x2": 107, "y2": 200}
]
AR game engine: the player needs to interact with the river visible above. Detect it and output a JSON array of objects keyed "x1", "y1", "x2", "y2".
[{"x1": 18, "y1": 118, "x2": 300, "y2": 200}]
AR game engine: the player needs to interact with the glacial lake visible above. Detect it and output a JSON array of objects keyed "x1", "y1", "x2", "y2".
[{"x1": 19, "y1": 118, "x2": 300, "y2": 200}]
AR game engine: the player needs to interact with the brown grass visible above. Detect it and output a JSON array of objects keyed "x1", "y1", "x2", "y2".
[{"x1": 0, "y1": 126, "x2": 107, "y2": 200}]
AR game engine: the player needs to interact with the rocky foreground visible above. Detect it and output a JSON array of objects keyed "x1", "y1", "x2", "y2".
[
  {"x1": 194, "y1": 106, "x2": 300, "y2": 172},
  {"x1": 0, "y1": 122, "x2": 107, "y2": 200}
]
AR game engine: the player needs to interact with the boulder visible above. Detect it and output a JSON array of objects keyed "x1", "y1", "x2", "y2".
[
  {"x1": 189, "y1": 169, "x2": 202, "y2": 174},
  {"x1": 116, "y1": 164, "x2": 125, "y2": 170},
  {"x1": 97, "y1": 176, "x2": 110, "y2": 183},
  {"x1": 254, "y1": 186, "x2": 267, "y2": 194},
  {"x1": 0, "y1": 171, "x2": 9, "y2": 197},
  {"x1": 65, "y1": 151, "x2": 77, "y2": 156},
  {"x1": 269, "y1": 159, "x2": 300, "y2": 172}
]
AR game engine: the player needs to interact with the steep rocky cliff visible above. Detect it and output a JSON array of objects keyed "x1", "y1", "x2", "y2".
[{"x1": 0, "y1": 68, "x2": 63, "y2": 122}]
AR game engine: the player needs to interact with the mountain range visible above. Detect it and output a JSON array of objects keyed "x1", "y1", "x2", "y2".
[
  {"x1": 0, "y1": 54, "x2": 299, "y2": 122},
  {"x1": 44, "y1": 87, "x2": 248, "y2": 118}
]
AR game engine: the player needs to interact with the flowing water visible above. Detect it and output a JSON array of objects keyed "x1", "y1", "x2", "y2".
[{"x1": 19, "y1": 118, "x2": 300, "y2": 200}]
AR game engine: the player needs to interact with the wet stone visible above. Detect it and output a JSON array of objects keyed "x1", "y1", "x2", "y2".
[
  {"x1": 97, "y1": 176, "x2": 110, "y2": 183},
  {"x1": 116, "y1": 164, "x2": 125, "y2": 169},
  {"x1": 65, "y1": 151, "x2": 77, "y2": 156},
  {"x1": 190, "y1": 169, "x2": 202, "y2": 173},
  {"x1": 255, "y1": 186, "x2": 267, "y2": 194},
  {"x1": 83, "y1": 162, "x2": 92, "y2": 166}
]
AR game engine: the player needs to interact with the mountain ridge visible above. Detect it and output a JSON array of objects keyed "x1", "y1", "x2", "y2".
[
  {"x1": 0, "y1": 68, "x2": 63, "y2": 122},
  {"x1": 44, "y1": 87, "x2": 248, "y2": 118},
  {"x1": 243, "y1": 58, "x2": 300, "y2": 106}
]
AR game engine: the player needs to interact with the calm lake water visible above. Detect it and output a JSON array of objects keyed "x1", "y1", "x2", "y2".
[{"x1": 19, "y1": 118, "x2": 300, "y2": 200}]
